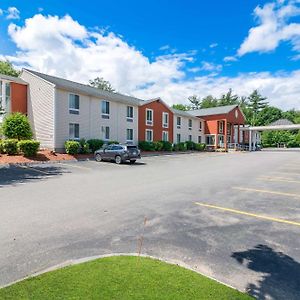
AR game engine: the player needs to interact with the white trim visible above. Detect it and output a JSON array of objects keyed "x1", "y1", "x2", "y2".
[
  {"x1": 145, "y1": 129, "x2": 153, "y2": 142},
  {"x1": 21, "y1": 69, "x2": 56, "y2": 87},
  {"x1": 162, "y1": 112, "x2": 169, "y2": 128},
  {"x1": 126, "y1": 128, "x2": 134, "y2": 142},
  {"x1": 162, "y1": 130, "x2": 169, "y2": 142},
  {"x1": 176, "y1": 116, "x2": 181, "y2": 129},
  {"x1": 206, "y1": 134, "x2": 216, "y2": 146},
  {"x1": 146, "y1": 108, "x2": 153, "y2": 126}
]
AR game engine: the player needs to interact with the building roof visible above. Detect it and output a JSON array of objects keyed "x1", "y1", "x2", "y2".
[
  {"x1": 0, "y1": 73, "x2": 27, "y2": 85},
  {"x1": 188, "y1": 104, "x2": 239, "y2": 117},
  {"x1": 269, "y1": 119, "x2": 294, "y2": 126},
  {"x1": 22, "y1": 69, "x2": 143, "y2": 106},
  {"x1": 170, "y1": 108, "x2": 200, "y2": 119}
]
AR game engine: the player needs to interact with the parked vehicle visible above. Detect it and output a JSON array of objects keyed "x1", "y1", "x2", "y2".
[{"x1": 94, "y1": 144, "x2": 141, "y2": 164}]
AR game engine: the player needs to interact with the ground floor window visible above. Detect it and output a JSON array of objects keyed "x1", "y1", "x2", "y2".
[
  {"x1": 162, "y1": 131, "x2": 169, "y2": 142},
  {"x1": 69, "y1": 123, "x2": 79, "y2": 140},
  {"x1": 126, "y1": 128, "x2": 133, "y2": 141},
  {"x1": 218, "y1": 135, "x2": 224, "y2": 146},
  {"x1": 102, "y1": 126, "x2": 110, "y2": 140},
  {"x1": 146, "y1": 129, "x2": 153, "y2": 142},
  {"x1": 177, "y1": 133, "x2": 181, "y2": 143},
  {"x1": 188, "y1": 135, "x2": 192, "y2": 142},
  {"x1": 198, "y1": 136, "x2": 202, "y2": 143},
  {"x1": 206, "y1": 135, "x2": 215, "y2": 146}
]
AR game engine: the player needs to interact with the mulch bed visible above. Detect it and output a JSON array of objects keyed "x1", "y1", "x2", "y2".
[{"x1": 0, "y1": 150, "x2": 94, "y2": 164}]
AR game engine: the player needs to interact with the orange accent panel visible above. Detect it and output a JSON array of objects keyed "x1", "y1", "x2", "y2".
[
  {"x1": 10, "y1": 83, "x2": 27, "y2": 114},
  {"x1": 138, "y1": 100, "x2": 174, "y2": 142}
]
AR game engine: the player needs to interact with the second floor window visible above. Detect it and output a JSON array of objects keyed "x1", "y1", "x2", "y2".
[
  {"x1": 146, "y1": 109, "x2": 153, "y2": 126},
  {"x1": 188, "y1": 119, "x2": 192, "y2": 130},
  {"x1": 69, "y1": 94, "x2": 79, "y2": 114},
  {"x1": 219, "y1": 121, "x2": 224, "y2": 133},
  {"x1": 199, "y1": 121, "x2": 202, "y2": 131},
  {"x1": 162, "y1": 112, "x2": 169, "y2": 128},
  {"x1": 101, "y1": 101, "x2": 110, "y2": 117},
  {"x1": 176, "y1": 116, "x2": 181, "y2": 128},
  {"x1": 127, "y1": 106, "x2": 134, "y2": 119}
]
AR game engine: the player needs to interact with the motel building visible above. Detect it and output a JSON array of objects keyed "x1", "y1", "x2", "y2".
[{"x1": 1, "y1": 70, "x2": 248, "y2": 152}]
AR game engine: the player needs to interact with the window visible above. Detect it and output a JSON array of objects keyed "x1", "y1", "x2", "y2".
[
  {"x1": 126, "y1": 128, "x2": 133, "y2": 141},
  {"x1": 146, "y1": 129, "x2": 153, "y2": 142},
  {"x1": 218, "y1": 135, "x2": 225, "y2": 146},
  {"x1": 127, "y1": 106, "x2": 134, "y2": 121},
  {"x1": 101, "y1": 101, "x2": 110, "y2": 118},
  {"x1": 188, "y1": 135, "x2": 192, "y2": 142},
  {"x1": 146, "y1": 109, "x2": 153, "y2": 126},
  {"x1": 206, "y1": 135, "x2": 216, "y2": 146},
  {"x1": 69, "y1": 123, "x2": 79, "y2": 140},
  {"x1": 176, "y1": 133, "x2": 181, "y2": 144},
  {"x1": 102, "y1": 126, "x2": 110, "y2": 140},
  {"x1": 162, "y1": 131, "x2": 169, "y2": 142},
  {"x1": 162, "y1": 112, "x2": 169, "y2": 128},
  {"x1": 188, "y1": 119, "x2": 192, "y2": 130},
  {"x1": 69, "y1": 94, "x2": 79, "y2": 114},
  {"x1": 176, "y1": 116, "x2": 181, "y2": 129},
  {"x1": 198, "y1": 136, "x2": 202, "y2": 143},
  {"x1": 199, "y1": 121, "x2": 202, "y2": 131},
  {"x1": 227, "y1": 123, "x2": 231, "y2": 135},
  {"x1": 219, "y1": 121, "x2": 224, "y2": 133}
]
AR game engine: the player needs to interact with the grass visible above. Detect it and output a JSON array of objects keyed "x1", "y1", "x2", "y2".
[{"x1": 0, "y1": 256, "x2": 252, "y2": 300}]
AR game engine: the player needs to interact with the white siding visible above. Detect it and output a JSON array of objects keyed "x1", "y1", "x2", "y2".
[
  {"x1": 20, "y1": 70, "x2": 55, "y2": 149},
  {"x1": 55, "y1": 89, "x2": 138, "y2": 150},
  {"x1": 173, "y1": 114, "x2": 205, "y2": 144}
]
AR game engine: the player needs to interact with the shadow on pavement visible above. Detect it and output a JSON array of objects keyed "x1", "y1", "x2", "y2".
[
  {"x1": 232, "y1": 244, "x2": 300, "y2": 300},
  {"x1": 0, "y1": 165, "x2": 69, "y2": 187}
]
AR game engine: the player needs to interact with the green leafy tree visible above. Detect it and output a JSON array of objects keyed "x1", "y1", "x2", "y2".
[
  {"x1": 200, "y1": 95, "x2": 219, "y2": 108},
  {"x1": 172, "y1": 104, "x2": 190, "y2": 111},
  {"x1": 188, "y1": 95, "x2": 201, "y2": 110},
  {"x1": 0, "y1": 60, "x2": 19, "y2": 77},
  {"x1": 1, "y1": 113, "x2": 33, "y2": 140},
  {"x1": 256, "y1": 106, "x2": 283, "y2": 126},
  {"x1": 247, "y1": 90, "x2": 269, "y2": 125},
  {"x1": 88, "y1": 77, "x2": 115, "y2": 92},
  {"x1": 283, "y1": 109, "x2": 300, "y2": 124},
  {"x1": 219, "y1": 89, "x2": 239, "y2": 106}
]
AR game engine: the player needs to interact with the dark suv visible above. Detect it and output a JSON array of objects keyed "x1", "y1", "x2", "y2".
[{"x1": 94, "y1": 144, "x2": 141, "y2": 164}]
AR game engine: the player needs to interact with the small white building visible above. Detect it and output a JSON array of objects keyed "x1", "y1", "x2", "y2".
[
  {"x1": 171, "y1": 108, "x2": 205, "y2": 144},
  {"x1": 20, "y1": 69, "x2": 141, "y2": 151}
]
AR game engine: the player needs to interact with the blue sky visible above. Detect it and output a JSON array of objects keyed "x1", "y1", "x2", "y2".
[{"x1": 1, "y1": 0, "x2": 300, "y2": 109}]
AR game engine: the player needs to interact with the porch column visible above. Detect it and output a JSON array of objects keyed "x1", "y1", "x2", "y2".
[
  {"x1": 237, "y1": 124, "x2": 240, "y2": 144},
  {"x1": 249, "y1": 129, "x2": 252, "y2": 151},
  {"x1": 224, "y1": 119, "x2": 228, "y2": 151}
]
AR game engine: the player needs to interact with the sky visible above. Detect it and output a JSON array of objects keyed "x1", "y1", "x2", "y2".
[{"x1": 1, "y1": 0, "x2": 300, "y2": 109}]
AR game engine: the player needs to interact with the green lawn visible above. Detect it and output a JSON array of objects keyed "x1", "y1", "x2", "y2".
[{"x1": 0, "y1": 256, "x2": 252, "y2": 300}]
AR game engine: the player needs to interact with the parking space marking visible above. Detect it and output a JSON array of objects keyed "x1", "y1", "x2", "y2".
[
  {"x1": 258, "y1": 176, "x2": 300, "y2": 184},
  {"x1": 233, "y1": 186, "x2": 300, "y2": 198},
  {"x1": 194, "y1": 202, "x2": 300, "y2": 227},
  {"x1": 58, "y1": 162, "x2": 91, "y2": 170},
  {"x1": 17, "y1": 165, "x2": 50, "y2": 175}
]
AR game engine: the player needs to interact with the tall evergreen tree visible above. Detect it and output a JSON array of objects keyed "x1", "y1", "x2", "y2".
[
  {"x1": 219, "y1": 88, "x2": 239, "y2": 106},
  {"x1": 247, "y1": 90, "x2": 269, "y2": 125},
  {"x1": 188, "y1": 95, "x2": 201, "y2": 110}
]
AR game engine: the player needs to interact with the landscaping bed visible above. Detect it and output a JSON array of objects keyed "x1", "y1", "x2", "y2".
[{"x1": 0, "y1": 256, "x2": 252, "y2": 300}]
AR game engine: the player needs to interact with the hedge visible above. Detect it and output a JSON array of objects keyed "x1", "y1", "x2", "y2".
[
  {"x1": 79, "y1": 139, "x2": 90, "y2": 154},
  {"x1": 18, "y1": 140, "x2": 40, "y2": 157},
  {"x1": 0, "y1": 140, "x2": 4, "y2": 154},
  {"x1": 65, "y1": 141, "x2": 80, "y2": 155},
  {"x1": 87, "y1": 139, "x2": 104, "y2": 152},
  {"x1": 2, "y1": 139, "x2": 18, "y2": 155},
  {"x1": 138, "y1": 141, "x2": 155, "y2": 151}
]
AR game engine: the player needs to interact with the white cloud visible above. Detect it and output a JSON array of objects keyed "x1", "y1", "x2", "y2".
[
  {"x1": 159, "y1": 45, "x2": 170, "y2": 51},
  {"x1": 238, "y1": 1, "x2": 300, "y2": 57},
  {"x1": 223, "y1": 56, "x2": 238, "y2": 62},
  {"x1": 4, "y1": 13, "x2": 300, "y2": 110},
  {"x1": 209, "y1": 43, "x2": 218, "y2": 48},
  {"x1": 6, "y1": 7, "x2": 20, "y2": 20},
  {"x1": 0, "y1": 9, "x2": 3, "y2": 16}
]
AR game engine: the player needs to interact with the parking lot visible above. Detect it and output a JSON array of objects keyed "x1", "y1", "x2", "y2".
[{"x1": 1, "y1": 150, "x2": 300, "y2": 299}]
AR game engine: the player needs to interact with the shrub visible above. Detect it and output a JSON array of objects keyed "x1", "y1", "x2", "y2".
[
  {"x1": 185, "y1": 141, "x2": 196, "y2": 150},
  {"x1": 0, "y1": 140, "x2": 3, "y2": 154},
  {"x1": 79, "y1": 138, "x2": 90, "y2": 154},
  {"x1": 18, "y1": 140, "x2": 40, "y2": 157},
  {"x1": 173, "y1": 142, "x2": 187, "y2": 151},
  {"x1": 65, "y1": 141, "x2": 80, "y2": 155},
  {"x1": 153, "y1": 141, "x2": 163, "y2": 151},
  {"x1": 2, "y1": 139, "x2": 18, "y2": 155},
  {"x1": 1, "y1": 113, "x2": 32, "y2": 140},
  {"x1": 138, "y1": 141, "x2": 155, "y2": 151},
  {"x1": 161, "y1": 141, "x2": 173, "y2": 151},
  {"x1": 194, "y1": 143, "x2": 206, "y2": 151},
  {"x1": 87, "y1": 139, "x2": 104, "y2": 152}
]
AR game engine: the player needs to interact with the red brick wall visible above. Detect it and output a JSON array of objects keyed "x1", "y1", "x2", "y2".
[
  {"x1": 10, "y1": 82, "x2": 27, "y2": 114},
  {"x1": 138, "y1": 99, "x2": 174, "y2": 142}
]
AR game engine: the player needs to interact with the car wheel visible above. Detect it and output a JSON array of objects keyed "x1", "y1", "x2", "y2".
[
  {"x1": 95, "y1": 153, "x2": 102, "y2": 162},
  {"x1": 115, "y1": 155, "x2": 122, "y2": 164},
  {"x1": 130, "y1": 160, "x2": 136, "y2": 164}
]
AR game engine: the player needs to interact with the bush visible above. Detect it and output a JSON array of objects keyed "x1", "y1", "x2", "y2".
[
  {"x1": 65, "y1": 141, "x2": 80, "y2": 155},
  {"x1": 2, "y1": 139, "x2": 18, "y2": 155},
  {"x1": 153, "y1": 141, "x2": 163, "y2": 151},
  {"x1": 18, "y1": 140, "x2": 40, "y2": 157},
  {"x1": 79, "y1": 139, "x2": 90, "y2": 154},
  {"x1": 87, "y1": 139, "x2": 104, "y2": 152},
  {"x1": 194, "y1": 143, "x2": 206, "y2": 151},
  {"x1": 108, "y1": 140, "x2": 119, "y2": 145},
  {"x1": 1, "y1": 113, "x2": 32, "y2": 140},
  {"x1": 185, "y1": 141, "x2": 196, "y2": 150},
  {"x1": 0, "y1": 140, "x2": 4, "y2": 154},
  {"x1": 173, "y1": 142, "x2": 187, "y2": 151},
  {"x1": 161, "y1": 141, "x2": 173, "y2": 151},
  {"x1": 138, "y1": 141, "x2": 155, "y2": 151}
]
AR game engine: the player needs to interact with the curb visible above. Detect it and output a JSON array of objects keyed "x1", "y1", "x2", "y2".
[{"x1": 0, "y1": 253, "x2": 245, "y2": 295}]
